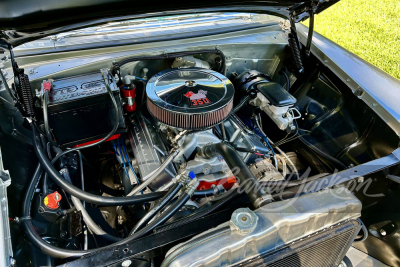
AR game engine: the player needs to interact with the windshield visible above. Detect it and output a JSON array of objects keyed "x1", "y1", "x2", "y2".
[{"x1": 15, "y1": 13, "x2": 279, "y2": 53}]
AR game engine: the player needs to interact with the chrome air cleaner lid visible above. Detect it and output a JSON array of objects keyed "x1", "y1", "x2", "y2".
[{"x1": 146, "y1": 68, "x2": 234, "y2": 130}]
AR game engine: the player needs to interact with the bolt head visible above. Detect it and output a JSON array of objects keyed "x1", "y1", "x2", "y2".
[{"x1": 121, "y1": 260, "x2": 132, "y2": 267}]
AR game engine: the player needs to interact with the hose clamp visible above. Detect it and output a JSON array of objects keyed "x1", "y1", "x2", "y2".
[{"x1": 175, "y1": 170, "x2": 190, "y2": 185}]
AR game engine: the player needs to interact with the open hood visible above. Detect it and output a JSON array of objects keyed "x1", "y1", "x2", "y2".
[{"x1": 0, "y1": 0, "x2": 338, "y2": 48}]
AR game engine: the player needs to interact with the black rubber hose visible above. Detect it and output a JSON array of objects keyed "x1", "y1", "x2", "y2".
[
  {"x1": 39, "y1": 136, "x2": 50, "y2": 196},
  {"x1": 43, "y1": 91, "x2": 57, "y2": 146},
  {"x1": 133, "y1": 193, "x2": 191, "y2": 240},
  {"x1": 192, "y1": 188, "x2": 215, "y2": 198},
  {"x1": 22, "y1": 164, "x2": 42, "y2": 216},
  {"x1": 22, "y1": 164, "x2": 85, "y2": 258},
  {"x1": 22, "y1": 164, "x2": 191, "y2": 259},
  {"x1": 77, "y1": 150, "x2": 89, "y2": 249},
  {"x1": 200, "y1": 143, "x2": 268, "y2": 207},
  {"x1": 281, "y1": 71, "x2": 290, "y2": 92},
  {"x1": 0, "y1": 67, "x2": 17, "y2": 102},
  {"x1": 155, "y1": 189, "x2": 240, "y2": 234},
  {"x1": 130, "y1": 183, "x2": 183, "y2": 235},
  {"x1": 71, "y1": 196, "x2": 123, "y2": 243},
  {"x1": 230, "y1": 95, "x2": 251, "y2": 114},
  {"x1": 31, "y1": 124, "x2": 166, "y2": 206},
  {"x1": 220, "y1": 122, "x2": 227, "y2": 142}
]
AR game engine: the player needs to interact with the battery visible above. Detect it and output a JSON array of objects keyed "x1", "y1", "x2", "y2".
[{"x1": 45, "y1": 71, "x2": 126, "y2": 148}]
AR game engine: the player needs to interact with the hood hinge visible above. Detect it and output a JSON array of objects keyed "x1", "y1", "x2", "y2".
[
  {"x1": 280, "y1": 1, "x2": 318, "y2": 73},
  {"x1": 1, "y1": 45, "x2": 35, "y2": 120}
]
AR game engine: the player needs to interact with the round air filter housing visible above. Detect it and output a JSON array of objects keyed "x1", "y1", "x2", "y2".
[{"x1": 146, "y1": 68, "x2": 234, "y2": 130}]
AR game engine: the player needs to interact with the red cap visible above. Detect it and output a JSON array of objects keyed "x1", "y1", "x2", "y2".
[
  {"x1": 43, "y1": 82, "x2": 52, "y2": 92},
  {"x1": 44, "y1": 191, "x2": 62, "y2": 209}
]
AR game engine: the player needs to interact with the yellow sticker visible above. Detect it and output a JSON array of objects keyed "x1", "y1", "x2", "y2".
[{"x1": 44, "y1": 196, "x2": 49, "y2": 206}]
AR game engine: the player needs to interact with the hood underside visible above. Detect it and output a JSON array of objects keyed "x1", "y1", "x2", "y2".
[{"x1": 0, "y1": 0, "x2": 338, "y2": 48}]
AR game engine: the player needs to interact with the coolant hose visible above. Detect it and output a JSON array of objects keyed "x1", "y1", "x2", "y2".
[
  {"x1": 43, "y1": 91, "x2": 57, "y2": 146},
  {"x1": 199, "y1": 142, "x2": 270, "y2": 207},
  {"x1": 132, "y1": 193, "x2": 191, "y2": 240},
  {"x1": 281, "y1": 71, "x2": 290, "y2": 92},
  {"x1": 130, "y1": 182, "x2": 183, "y2": 235},
  {"x1": 230, "y1": 95, "x2": 251, "y2": 114},
  {"x1": 22, "y1": 163, "x2": 192, "y2": 259},
  {"x1": 31, "y1": 123, "x2": 167, "y2": 206},
  {"x1": 71, "y1": 196, "x2": 122, "y2": 242},
  {"x1": 192, "y1": 188, "x2": 215, "y2": 198}
]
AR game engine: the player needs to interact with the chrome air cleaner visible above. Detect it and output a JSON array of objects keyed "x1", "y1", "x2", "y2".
[{"x1": 146, "y1": 68, "x2": 234, "y2": 130}]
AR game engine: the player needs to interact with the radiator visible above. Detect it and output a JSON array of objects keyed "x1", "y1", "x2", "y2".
[
  {"x1": 242, "y1": 220, "x2": 360, "y2": 267},
  {"x1": 163, "y1": 188, "x2": 362, "y2": 267}
]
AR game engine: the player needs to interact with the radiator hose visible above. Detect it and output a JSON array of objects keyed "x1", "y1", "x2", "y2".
[{"x1": 71, "y1": 196, "x2": 122, "y2": 243}]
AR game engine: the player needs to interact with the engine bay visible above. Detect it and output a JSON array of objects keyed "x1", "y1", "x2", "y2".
[{"x1": 1, "y1": 28, "x2": 400, "y2": 267}]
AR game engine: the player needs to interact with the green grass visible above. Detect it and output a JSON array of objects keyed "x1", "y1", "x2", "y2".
[{"x1": 304, "y1": 0, "x2": 400, "y2": 79}]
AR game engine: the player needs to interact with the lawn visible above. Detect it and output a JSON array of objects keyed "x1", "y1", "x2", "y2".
[{"x1": 305, "y1": 0, "x2": 400, "y2": 79}]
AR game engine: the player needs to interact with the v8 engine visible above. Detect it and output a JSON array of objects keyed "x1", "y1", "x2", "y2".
[{"x1": 4, "y1": 48, "x2": 368, "y2": 267}]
